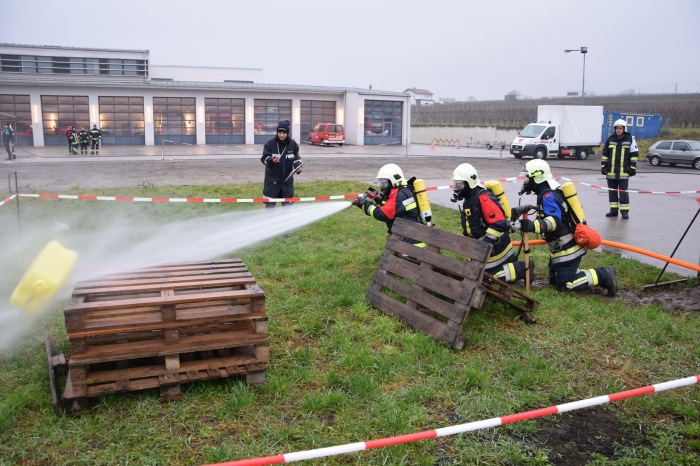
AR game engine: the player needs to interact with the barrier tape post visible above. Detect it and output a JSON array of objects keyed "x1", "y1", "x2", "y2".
[{"x1": 205, "y1": 375, "x2": 699, "y2": 466}]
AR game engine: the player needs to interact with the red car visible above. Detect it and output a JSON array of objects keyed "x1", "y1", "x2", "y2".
[{"x1": 309, "y1": 123, "x2": 344, "y2": 146}]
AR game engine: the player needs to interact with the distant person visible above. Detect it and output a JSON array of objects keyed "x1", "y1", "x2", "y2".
[
  {"x1": 601, "y1": 119, "x2": 638, "y2": 219},
  {"x1": 78, "y1": 127, "x2": 90, "y2": 154},
  {"x1": 450, "y1": 163, "x2": 531, "y2": 283},
  {"x1": 3, "y1": 123, "x2": 15, "y2": 162},
  {"x1": 65, "y1": 125, "x2": 76, "y2": 154},
  {"x1": 260, "y1": 120, "x2": 302, "y2": 207},
  {"x1": 90, "y1": 124, "x2": 102, "y2": 155}
]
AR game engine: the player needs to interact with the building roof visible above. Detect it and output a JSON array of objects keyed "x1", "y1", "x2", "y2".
[
  {"x1": 0, "y1": 42, "x2": 149, "y2": 54},
  {"x1": 0, "y1": 75, "x2": 408, "y2": 97},
  {"x1": 404, "y1": 88, "x2": 434, "y2": 95}
]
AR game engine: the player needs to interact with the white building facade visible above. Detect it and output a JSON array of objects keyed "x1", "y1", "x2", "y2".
[{"x1": 0, "y1": 44, "x2": 411, "y2": 147}]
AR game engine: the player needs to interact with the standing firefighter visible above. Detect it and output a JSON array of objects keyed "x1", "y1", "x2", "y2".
[
  {"x1": 2, "y1": 123, "x2": 15, "y2": 162},
  {"x1": 353, "y1": 163, "x2": 425, "y2": 247},
  {"x1": 517, "y1": 159, "x2": 617, "y2": 296},
  {"x1": 65, "y1": 125, "x2": 76, "y2": 154},
  {"x1": 260, "y1": 120, "x2": 302, "y2": 207},
  {"x1": 451, "y1": 163, "x2": 531, "y2": 283},
  {"x1": 90, "y1": 124, "x2": 102, "y2": 155},
  {"x1": 601, "y1": 119, "x2": 638, "y2": 219},
  {"x1": 78, "y1": 127, "x2": 90, "y2": 154}
]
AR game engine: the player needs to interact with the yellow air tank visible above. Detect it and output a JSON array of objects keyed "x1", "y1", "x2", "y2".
[
  {"x1": 561, "y1": 181, "x2": 586, "y2": 224},
  {"x1": 412, "y1": 178, "x2": 433, "y2": 226},
  {"x1": 10, "y1": 241, "x2": 78, "y2": 314},
  {"x1": 484, "y1": 180, "x2": 512, "y2": 221}
]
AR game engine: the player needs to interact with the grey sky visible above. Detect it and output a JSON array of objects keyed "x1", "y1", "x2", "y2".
[{"x1": 3, "y1": 0, "x2": 699, "y2": 101}]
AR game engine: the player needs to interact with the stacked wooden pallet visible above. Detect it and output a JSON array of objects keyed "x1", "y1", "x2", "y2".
[{"x1": 61, "y1": 259, "x2": 268, "y2": 412}]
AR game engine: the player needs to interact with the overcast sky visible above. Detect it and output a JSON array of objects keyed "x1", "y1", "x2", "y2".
[{"x1": 3, "y1": 0, "x2": 699, "y2": 101}]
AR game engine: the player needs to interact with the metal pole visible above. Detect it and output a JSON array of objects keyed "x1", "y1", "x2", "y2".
[{"x1": 581, "y1": 51, "x2": 586, "y2": 103}]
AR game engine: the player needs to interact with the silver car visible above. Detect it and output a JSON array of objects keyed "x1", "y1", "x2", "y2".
[{"x1": 647, "y1": 140, "x2": 700, "y2": 170}]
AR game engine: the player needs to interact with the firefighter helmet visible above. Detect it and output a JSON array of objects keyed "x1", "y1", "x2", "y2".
[
  {"x1": 376, "y1": 163, "x2": 405, "y2": 187},
  {"x1": 451, "y1": 163, "x2": 480, "y2": 189},
  {"x1": 523, "y1": 159, "x2": 559, "y2": 189},
  {"x1": 613, "y1": 119, "x2": 627, "y2": 130}
]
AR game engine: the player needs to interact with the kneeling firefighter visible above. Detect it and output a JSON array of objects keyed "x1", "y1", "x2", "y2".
[
  {"x1": 353, "y1": 163, "x2": 426, "y2": 247},
  {"x1": 451, "y1": 163, "x2": 531, "y2": 283},
  {"x1": 517, "y1": 159, "x2": 617, "y2": 296}
]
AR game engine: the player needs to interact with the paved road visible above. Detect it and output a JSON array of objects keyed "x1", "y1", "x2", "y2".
[{"x1": 2, "y1": 143, "x2": 699, "y2": 277}]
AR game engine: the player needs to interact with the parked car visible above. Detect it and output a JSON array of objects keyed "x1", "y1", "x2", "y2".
[
  {"x1": 309, "y1": 123, "x2": 344, "y2": 146},
  {"x1": 647, "y1": 140, "x2": 700, "y2": 170}
]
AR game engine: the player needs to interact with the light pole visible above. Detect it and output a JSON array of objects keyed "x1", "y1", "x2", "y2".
[{"x1": 564, "y1": 47, "x2": 587, "y2": 103}]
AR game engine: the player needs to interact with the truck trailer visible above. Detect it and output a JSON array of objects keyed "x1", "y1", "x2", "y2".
[{"x1": 510, "y1": 105, "x2": 604, "y2": 160}]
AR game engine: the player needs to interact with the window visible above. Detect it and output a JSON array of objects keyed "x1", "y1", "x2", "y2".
[
  {"x1": 254, "y1": 99, "x2": 291, "y2": 140},
  {"x1": 204, "y1": 98, "x2": 245, "y2": 136},
  {"x1": 625, "y1": 116, "x2": 634, "y2": 126},
  {"x1": 364, "y1": 100, "x2": 403, "y2": 145},
  {"x1": 672, "y1": 142, "x2": 689, "y2": 151},
  {"x1": 99, "y1": 96, "x2": 144, "y2": 137},
  {"x1": 41, "y1": 95, "x2": 89, "y2": 136},
  {"x1": 153, "y1": 97, "x2": 196, "y2": 136},
  {"x1": 0, "y1": 54, "x2": 21, "y2": 72},
  {"x1": 636, "y1": 116, "x2": 644, "y2": 127},
  {"x1": 300, "y1": 100, "x2": 336, "y2": 142},
  {"x1": 0, "y1": 94, "x2": 32, "y2": 141},
  {"x1": 656, "y1": 142, "x2": 672, "y2": 150}
]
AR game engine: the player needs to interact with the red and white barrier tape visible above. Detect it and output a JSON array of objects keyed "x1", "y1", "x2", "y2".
[
  {"x1": 5, "y1": 173, "x2": 698, "y2": 206},
  {"x1": 205, "y1": 375, "x2": 699, "y2": 466},
  {"x1": 0, "y1": 193, "x2": 17, "y2": 206}
]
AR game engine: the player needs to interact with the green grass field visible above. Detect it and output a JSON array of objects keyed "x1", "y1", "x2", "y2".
[{"x1": 0, "y1": 181, "x2": 698, "y2": 465}]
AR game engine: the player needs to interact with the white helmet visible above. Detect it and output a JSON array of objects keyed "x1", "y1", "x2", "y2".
[
  {"x1": 376, "y1": 163, "x2": 405, "y2": 187},
  {"x1": 451, "y1": 163, "x2": 480, "y2": 189},
  {"x1": 523, "y1": 159, "x2": 560, "y2": 189},
  {"x1": 613, "y1": 119, "x2": 627, "y2": 131}
]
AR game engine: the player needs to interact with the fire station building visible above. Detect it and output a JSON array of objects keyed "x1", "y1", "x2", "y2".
[{"x1": 0, "y1": 43, "x2": 411, "y2": 147}]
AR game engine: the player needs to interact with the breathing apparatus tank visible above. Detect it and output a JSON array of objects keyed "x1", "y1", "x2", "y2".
[
  {"x1": 561, "y1": 181, "x2": 586, "y2": 224},
  {"x1": 411, "y1": 178, "x2": 433, "y2": 226},
  {"x1": 484, "y1": 180, "x2": 512, "y2": 221}
]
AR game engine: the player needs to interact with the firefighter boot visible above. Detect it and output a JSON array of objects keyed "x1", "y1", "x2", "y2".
[
  {"x1": 621, "y1": 210, "x2": 629, "y2": 219},
  {"x1": 599, "y1": 266, "x2": 617, "y2": 297},
  {"x1": 605, "y1": 208, "x2": 618, "y2": 218}
]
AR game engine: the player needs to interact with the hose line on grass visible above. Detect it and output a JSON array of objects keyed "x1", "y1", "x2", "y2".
[{"x1": 511, "y1": 239, "x2": 700, "y2": 274}]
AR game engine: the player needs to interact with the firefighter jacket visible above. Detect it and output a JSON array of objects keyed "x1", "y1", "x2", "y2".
[
  {"x1": 459, "y1": 186, "x2": 514, "y2": 266},
  {"x1": 363, "y1": 183, "x2": 420, "y2": 236},
  {"x1": 601, "y1": 132, "x2": 638, "y2": 180},
  {"x1": 90, "y1": 127, "x2": 102, "y2": 141},
  {"x1": 78, "y1": 129, "x2": 90, "y2": 143},
  {"x1": 531, "y1": 184, "x2": 585, "y2": 265},
  {"x1": 261, "y1": 136, "x2": 301, "y2": 198}
]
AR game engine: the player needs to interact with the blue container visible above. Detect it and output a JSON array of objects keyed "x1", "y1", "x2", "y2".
[{"x1": 602, "y1": 110, "x2": 663, "y2": 142}]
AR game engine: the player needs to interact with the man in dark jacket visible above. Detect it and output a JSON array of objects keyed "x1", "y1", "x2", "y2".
[
  {"x1": 90, "y1": 124, "x2": 102, "y2": 155},
  {"x1": 451, "y1": 163, "x2": 531, "y2": 283},
  {"x1": 601, "y1": 119, "x2": 638, "y2": 219},
  {"x1": 78, "y1": 127, "x2": 90, "y2": 154},
  {"x1": 260, "y1": 120, "x2": 302, "y2": 207},
  {"x1": 2, "y1": 123, "x2": 15, "y2": 162}
]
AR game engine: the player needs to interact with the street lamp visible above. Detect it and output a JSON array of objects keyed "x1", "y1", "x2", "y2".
[{"x1": 564, "y1": 46, "x2": 587, "y2": 103}]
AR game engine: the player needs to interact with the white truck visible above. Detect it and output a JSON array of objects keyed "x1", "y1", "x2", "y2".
[{"x1": 509, "y1": 105, "x2": 604, "y2": 160}]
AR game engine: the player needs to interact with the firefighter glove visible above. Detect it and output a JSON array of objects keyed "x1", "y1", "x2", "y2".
[
  {"x1": 601, "y1": 167, "x2": 606, "y2": 175},
  {"x1": 353, "y1": 195, "x2": 366, "y2": 209},
  {"x1": 629, "y1": 167, "x2": 636, "y2": 176},
  {"x1": 520, "y1": 219, "x2": 536, "y2": 233}
]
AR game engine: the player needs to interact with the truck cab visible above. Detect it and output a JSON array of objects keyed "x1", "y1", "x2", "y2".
[{"x1": 510, "y1": 123, "x2": 558, "y2": 159}]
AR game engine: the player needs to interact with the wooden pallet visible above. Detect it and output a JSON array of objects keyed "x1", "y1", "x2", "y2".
[
  {"x1": 60, "y1": 259, "x2": 268, "y2": 411},
  {"x1": 367, "y1": 218, "x2": 537, "y2": 349}
]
